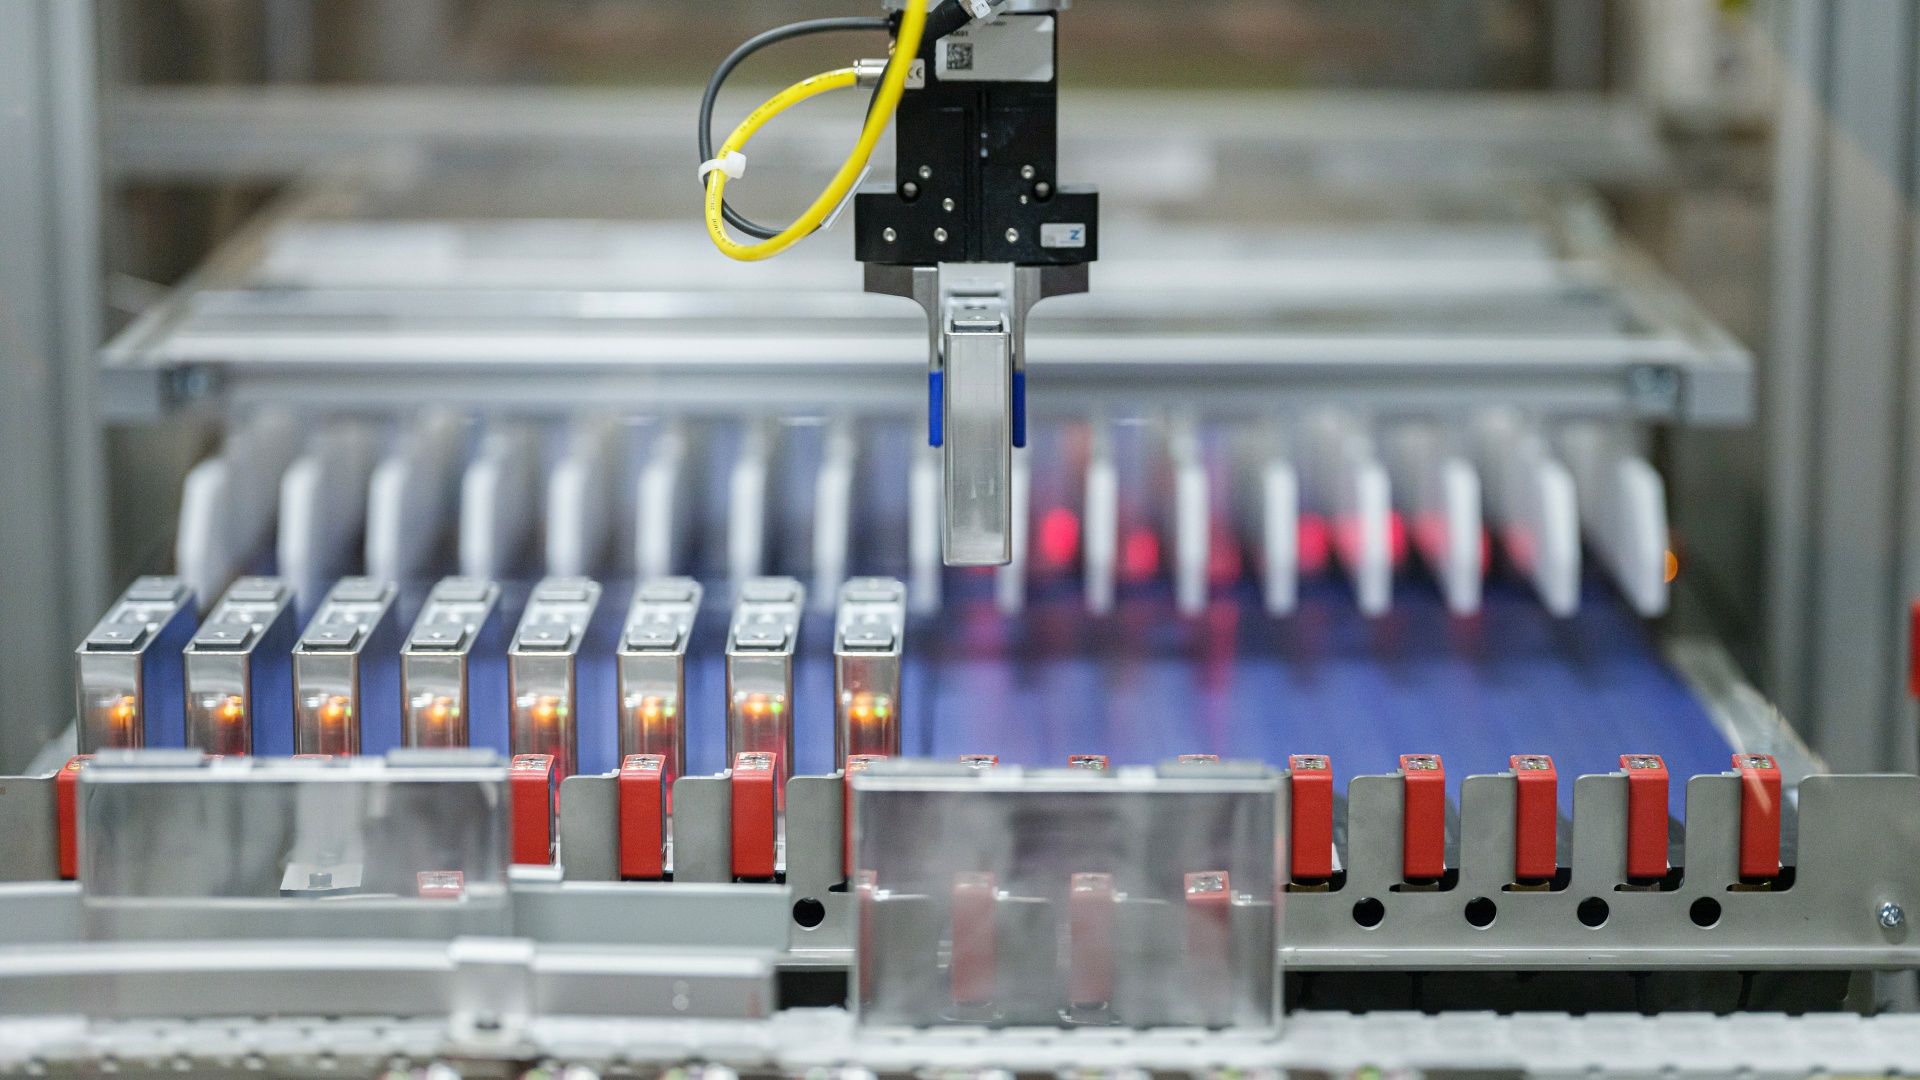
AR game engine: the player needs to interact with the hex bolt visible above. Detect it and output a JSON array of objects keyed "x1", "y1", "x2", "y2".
[{"x1": 1881, "y1": 902, "x2": 1905, "y2": 930}]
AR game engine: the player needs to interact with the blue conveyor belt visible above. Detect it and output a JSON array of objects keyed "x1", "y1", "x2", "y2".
[{"x1": 670, "y1": 574, "x2": 1730, "y2": 818}]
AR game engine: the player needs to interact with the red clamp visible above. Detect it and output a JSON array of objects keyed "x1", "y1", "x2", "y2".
[
  {"x1": 843, "y1": 754, "x2": 886, "y2": 878},
  {"x1": 1910, "y1": 600, "x2": 1920, "y2": 698},
  {"x1": 1621, "y1": 754, "x2": 1670, "y2": 882},
  {"x1": 1288, "y1": 755, "x2": 1334, "y2": 882},
  {"x1": 1510, "y1": 754, "x2": 1558, "y2": 882},
  {"x1": 1068, "y1": 872, "x2": 1116, "y2": 1011},
  {"x1": 508, "y1": 754, "x2": 556, "y2": 866},
  {"x1": 958, "y1": 754, "x2": 999, "y2": 770},
  {"x1": 731, "y1": 751, "x2": 779, "y2": 881},
  {"x1": 1184, "y1": 871, "x2": 1233, "y2": 1020},
  {"x1": 618, "y1": 754, "x2": 667, "y2": 880},
  {"x1": 950, "y1": 871, "x2": 998, "y2": 1008},
  {"x1": 1400, "y1": 754, "x2": 1446, "y2": 881},
  {"x1": 1734, "y1": 753, "x2": 1782, "y2": 881},
  {"x1": 1068, "y1": 754, "x2": 1110, "y2": 771},
  {"x1": 56, "y1": 755, "x2": 90, "y2": 881}
]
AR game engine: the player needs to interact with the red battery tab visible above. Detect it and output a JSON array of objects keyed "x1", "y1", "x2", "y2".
[
  {"x1": 1910, "y1": 600, "x2": 1920, "y2": 698},
  {"x1": 958, "y1": 754, "x2": 999, "y2": 770},
  {"x1": 1288, "y1": 755, "x2": 1334, "y2": 882},
  {"x1": 950, "y1": 871, "x2": 998, "y2": 1007},
  {"x1": 1621, "y1": 754, "x2": 1670, "y2": 881},
  {"x1": 1068, "y1": 872, "x2": 1116, "y2": 1010},
  {"x1": 1184, "y1": 871, "x2": 1233, "y2": 1019},
  {"x1": 731, "y1": 751, "x2": 779, "y2": 881},
  {"x1": 1177, "y1": 754, "x2": 1220, "y2": 765},
  {"x1": 1510, "y1": 755, "x2": 1558, "y2": 882},
  {"x1": 416, "y1": 870, "x2": 465, "y2": 900},
  {"x1": 508, "y1": 754, "x2": 556, "y2": 866},
  {"x1": 1068, "y1": 754, "x2": 1110, "y2": 771},
  {"x1": 618, "y1": 754, "x2": 667, "y2": 880},
  {"x1": 843, "y1": 754, "x2": 887, "y2": 878},
  {"x1": 1734, "y1": 753, "x2": 1782, "y2": 880},
  {"x1": 1399, "y1": 754, "x2": 1446, "y2": 881},
  {"x1": 56, "y1": 755, "x2": 90, "y2": 881}
]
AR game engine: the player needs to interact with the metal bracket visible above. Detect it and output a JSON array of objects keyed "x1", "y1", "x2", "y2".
[{"x1": 866, "y1": 262, "x2": 1088, "y2": 566}]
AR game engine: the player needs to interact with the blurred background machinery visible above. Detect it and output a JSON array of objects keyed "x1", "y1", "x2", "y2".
[{"x1": 3, "y1": 0, "x2": 1920, "y2": 1074}]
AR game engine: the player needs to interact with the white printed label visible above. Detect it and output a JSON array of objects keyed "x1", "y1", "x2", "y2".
[{"x1": 1040, "y1": 223, "x2": 1087, "y2": 249}]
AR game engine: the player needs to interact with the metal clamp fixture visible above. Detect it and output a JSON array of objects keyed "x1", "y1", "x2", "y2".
[
  {"x1": 403, "y1": 578, "x2": 507, "y2": 753},
  {"x1": 292, "y1": 578, "x2": 402, "y2": 756},
  {"x1": 726, "y1": 578, "x2": 806, "y2": 792},
  {"x1": 833, "y1": 577, "x2": 906, "y2": 767},
  {"x1": 75, "y1": 577, "x2": 197, "y2": 753},
  {"x1": 182, "y1": 577, "x2": 297, "y2": 757}
]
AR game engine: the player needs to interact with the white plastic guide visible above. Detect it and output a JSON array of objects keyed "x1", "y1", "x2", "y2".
[
  {"x1": 1559, "y1": 422, "x2": 1670, "y2": 617},
  {"x1": 1169, "y1": 417, "x2": 1210, "y2": 617},
  {"x1": 1304, "y1": 412, "x2": 1392, "y2": 617},
  {"x1": 277, "y1": 423, "x2": 379, "y2": 611},
  {"x1": 994, "y1": 449, "x2": 1032, "y2": 615},
  {"x1": 1083, "y1": 421, "x2": 1119, "y2": 616},
  {"x1": 812, "y1": 420, "x2": 858, "y2": 612},
  {"x1": 1477, "y1": 411, "x2": 1581, "y2": 617},
  {"x1": 1387, "y1": 424, "x2": 1483, "y2": 616},
  {"x1": 635, "y1": 422, "x2": 689, "y2": 580},
  {"x1": 908, "y1": 444, "x2": 943, "y2": 615},
  {"x1": 728, "y1": 420, "x2": 773, "y2": 585},
  {"x1": 546, "y1": 415, "x2": 622, "y2": 578},
  {"x1": 1258, "y1": 444, "x2": 1301, "y2": 617},
  {"x1": 176, "y1": 412, "x2": 301, "y2": 610},
  {"x1": 365, "y1": 411, "x2": 466, "y2": 584},
  {"x1": 459, "y1": 423, "x2": 541, "y2": 580}
]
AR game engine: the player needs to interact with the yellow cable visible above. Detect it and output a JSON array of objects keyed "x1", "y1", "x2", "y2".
[{"x1": 704, "y1": 0, "x2": 929, "y2": 262}]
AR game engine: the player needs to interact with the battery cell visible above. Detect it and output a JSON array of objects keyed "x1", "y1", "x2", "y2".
[
  {"x1": 727, "y1": 578, "x2": 805, "y2": 794},
  {"x1": 75, "y1": 577, "x2": 197, "y2": 753},
  {"x1": 403, "y1": 578, "x2": 508, "y2": 755},
  {"x1": 834, "y1": 577, "x2": 906, "y2": 767},
  {"x1": 183, "y1": 577, "x2": 297, "y2": 757},
  {"x1": 292, "y1": 578, "x2": 403, "y2": 756},
  {"x1": 508, "y1": 578, "x2": 603, "y2": 779},
  {"x1": 618, "y1": 578, "x2": 702, "y2": 806}
]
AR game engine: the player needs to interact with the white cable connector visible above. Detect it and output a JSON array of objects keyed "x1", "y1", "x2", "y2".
[
  {"x1": 698, "y1": 151, "x2": 747, "y2": 183},
  {"x1": 966, "y1": 0, "x2": 995, "y2": 17}
]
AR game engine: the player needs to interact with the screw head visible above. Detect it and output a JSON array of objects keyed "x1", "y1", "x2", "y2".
[
  {"x1": 1020, "y1": 164, "x2": 1036, "y2": 180},
  {"x1": 934, "y1": 227, "x2": 948, "y2": 243},
  {"x1": 1035, "y1": 181, "x2": 1053, "y2": 199},
  {"x1": 902, "y1": 181, "x2": 919, "y2": 199},
  {"x1": 1881, "y1": 902, "x2": 1906, "y2": 929},
  {"x1": 918, "y1": 165, "x2": 933, "y2": 180},
  {"x1": 1005, "y1": 228, "x2": 1020, "y2": 243},
  {"x1": 942, "y1": 197, "x2": 955, "y2": 212},
  {"x1": 882, "y1": 227, "x2": 897, "y2": 243}
]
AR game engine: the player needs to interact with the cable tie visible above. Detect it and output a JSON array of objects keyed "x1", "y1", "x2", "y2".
[{"x1": 698, "y1": 151, "x2": 748, "y2": 183}]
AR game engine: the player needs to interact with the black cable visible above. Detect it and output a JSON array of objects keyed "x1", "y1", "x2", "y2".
[
  {"x1": 699, "y1": 2, "x2": 973, "y2": 240},
  {"x1": 699, "y1": 16, "x2": 892, "y2": 240}
]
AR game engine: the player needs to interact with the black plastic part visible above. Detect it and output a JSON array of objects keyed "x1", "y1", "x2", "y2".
[{"x1": 854, "y1": 11, "x2": 1098, "y2": 267}]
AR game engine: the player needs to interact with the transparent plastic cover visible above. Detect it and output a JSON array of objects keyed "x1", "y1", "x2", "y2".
[
  {"x1": 79, "y1": 752, "x2": 510, "y2": 908},
  {"x1": 852, "y1": 763, "x2": 1282, "y2": 1030}
]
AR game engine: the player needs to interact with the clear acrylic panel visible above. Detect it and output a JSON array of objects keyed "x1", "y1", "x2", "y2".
[
  {"x1": 79, "y1": 750, "x2": 510, "y2": 909},
  {"x1": 852, "y1": 762, "x2": 1282, "y2": 1030}
]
